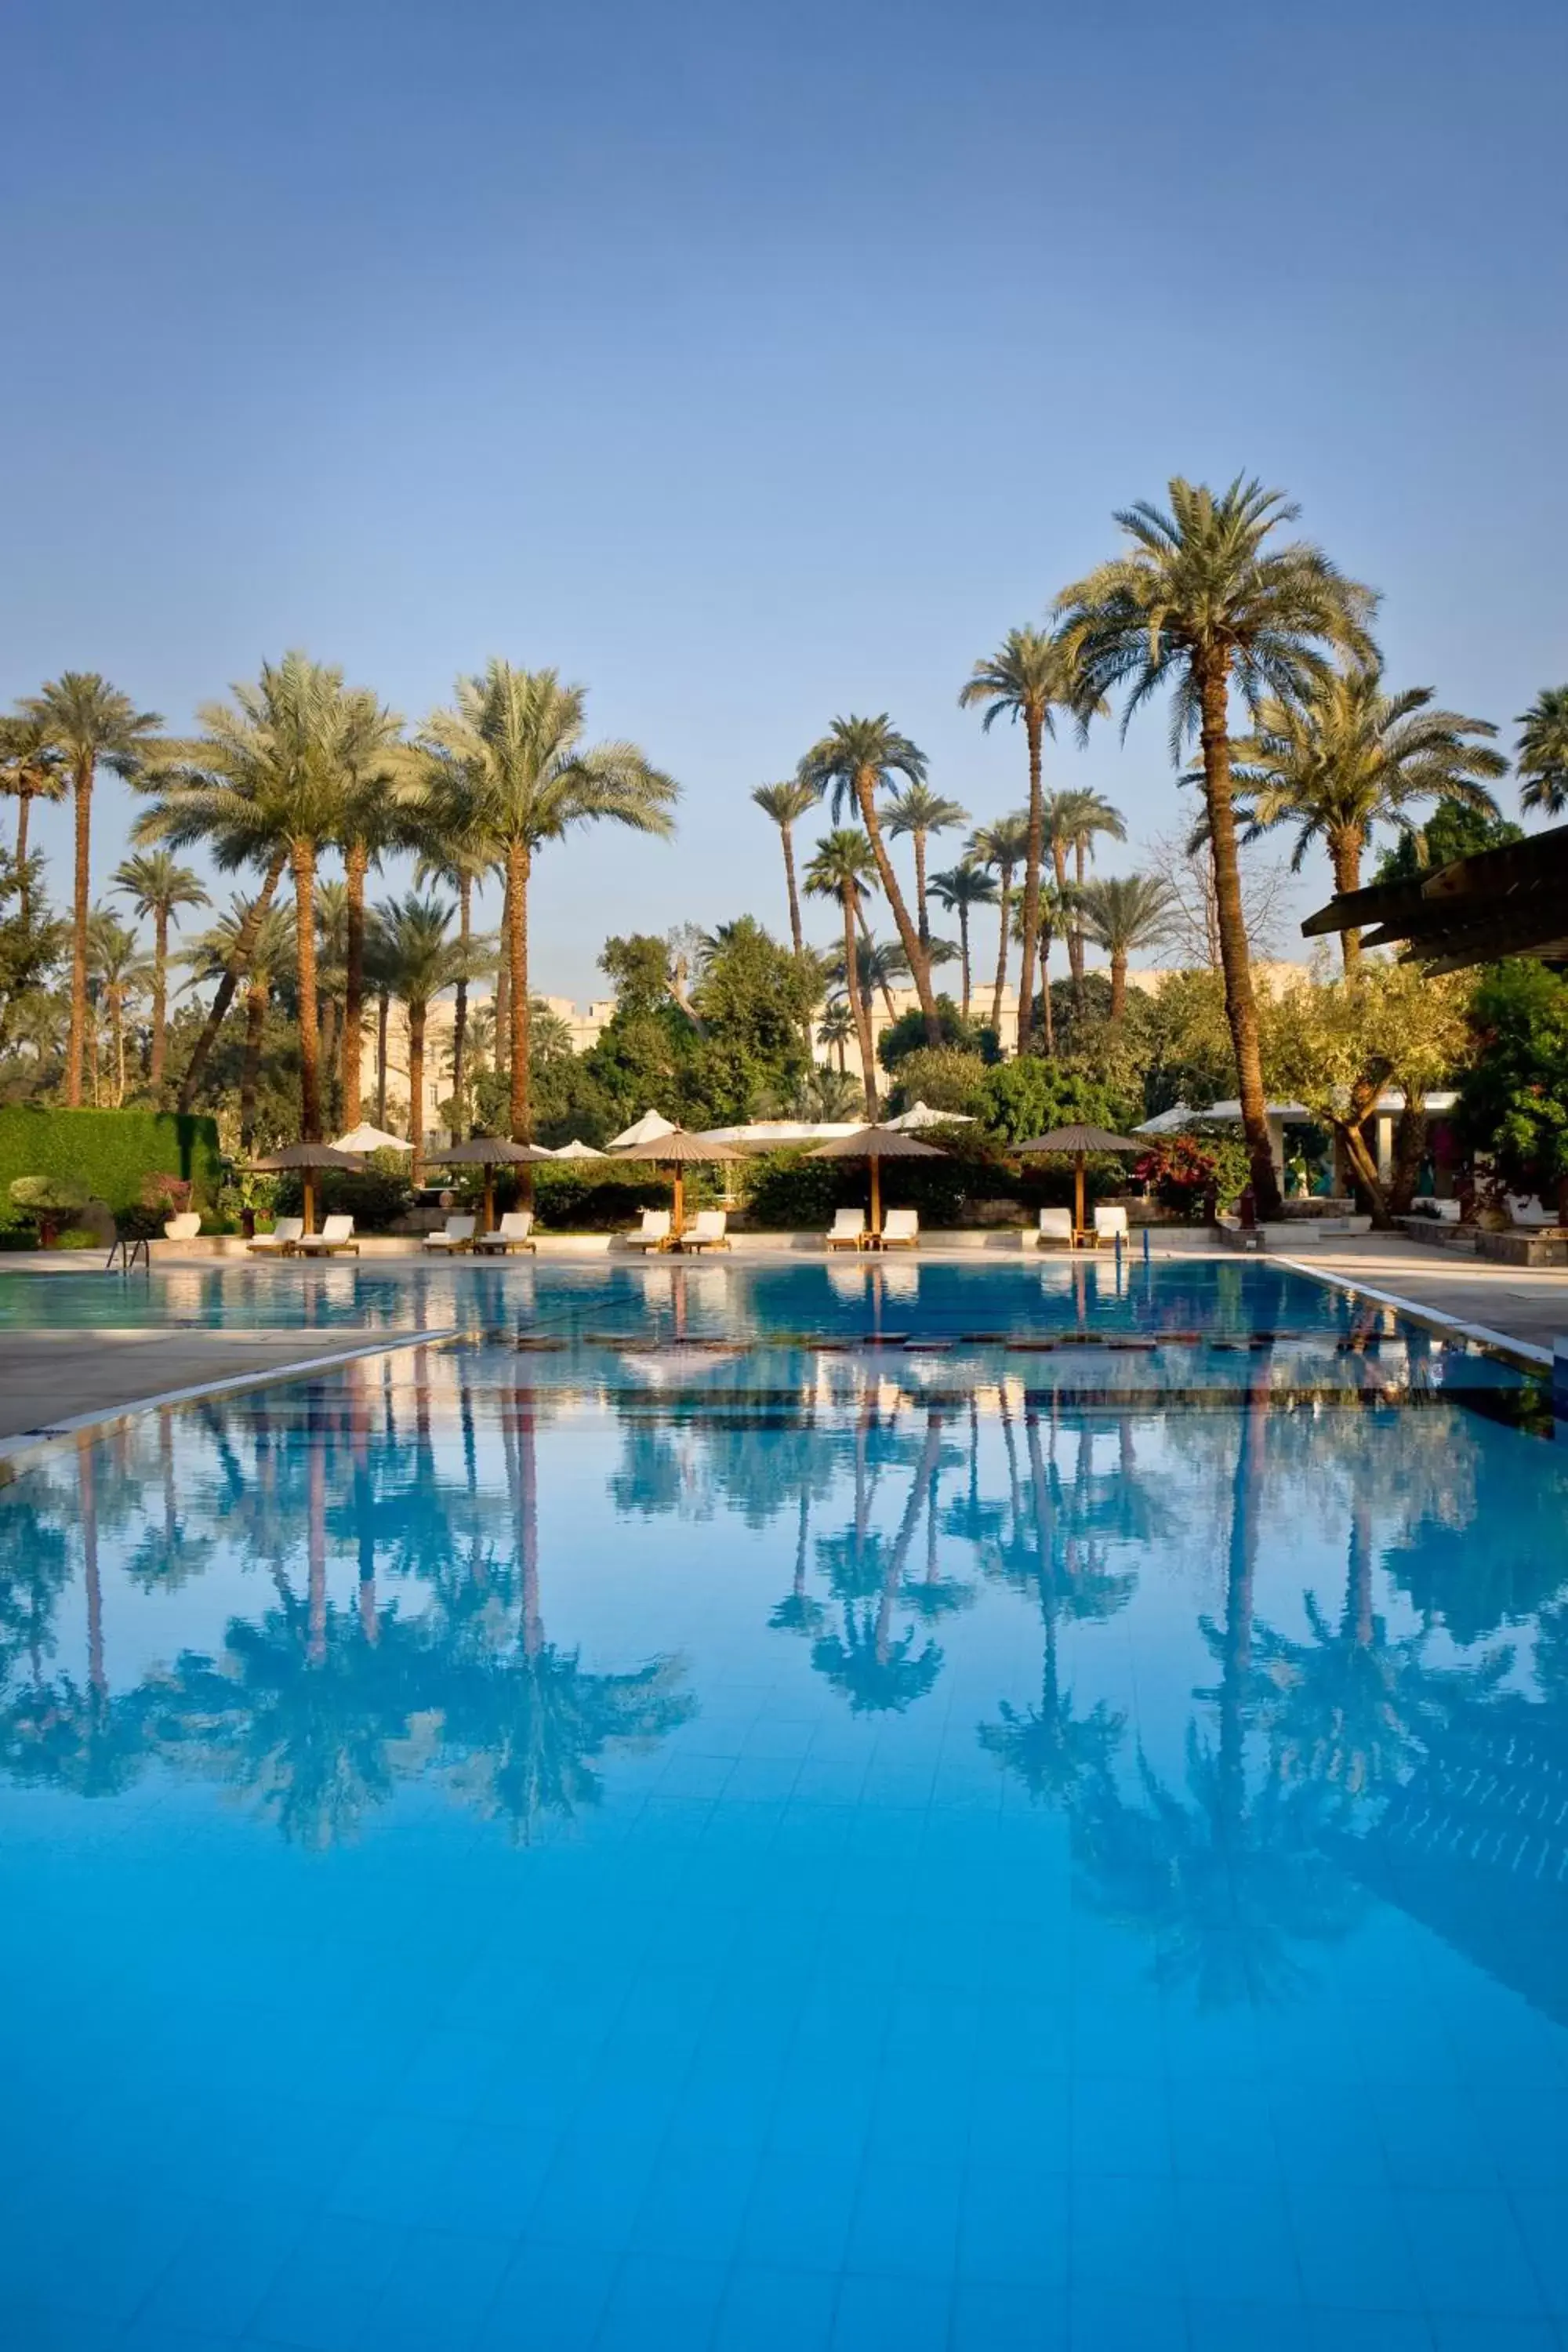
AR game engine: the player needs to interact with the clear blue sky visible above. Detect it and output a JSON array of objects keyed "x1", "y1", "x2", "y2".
[{"x1": 4, "y1": 0, "x2": 1564, "y2": 999}]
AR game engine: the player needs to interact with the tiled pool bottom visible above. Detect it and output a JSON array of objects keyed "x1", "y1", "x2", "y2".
[{"x1": 2, "y1": 1345, "x2": 1568, "y2": 2350}]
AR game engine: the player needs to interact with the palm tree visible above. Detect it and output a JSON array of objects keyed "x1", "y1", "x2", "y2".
[
  {"x1": 369, "y1": 894, "x2": 477, "y2": 1180},
  {"x1": 1232, "y1": 664, "x2": 1504, "y2": 967},
  {"x1": 804, "y1": 829, "x2": 880, "y2": 1116},
  {"x1": 1077, "y1": 873, "x2": 1174, "y2": 1023},
  {"x1": 926, "y1": 862, "x2": 997, "y2": 1018},
  {"x1": 800, "y1": 716, "x2": 938, "y2": 1041},
  {"x1": 844, "y1": 932, "x2": 910, "y2": 1027},
  {"x1": 423, "y1": 662, "x2": 677, "y2": 1142},
  {"x1": 959, "y1": 630, "x2": 1091, "y2": 1058},
  {"x1": 1515, "y1": 686, "x2": 1568, "y2": 818},
  {"x1": 111, "y1": 850, "x2": 209, "y2": 1094},
  {"x1": 85, "y1": 908, "x2": 153, "y2": 1105},
  {"x1": 333, "y1": 695, "x2": 413, "y2": 1131},
  {"x1": 1053, "y1": 477, "x2": 1377, "y2": 1217},
  {"x1": 20, "y1": 674, "x2": 165, "y2": 1107},
  {"x1": 138, "y1": 651, "x2": 374, "y2": 1135},
  {"x1": 184, "y1": 897, "x2": 295, "y2": 1149},
  {"x1": 751, "y1": 776, "x2": 822, "y2": 956},
  {"x1": 885, "y1": 782, "x2": 968, "y2": 949},
  {"x1": 1062, "y1": 789, "x2": 1127, "y2": 989},
  {"x1": 968, "y1": 811, "x2": 1029, "y2": 1041},
  {"x1": 0, "y1": 715, "x2": 67, "y2": 921},
  {"x1": 816, "y1": 998, "x2": 855, "y2": 1075},
  {"x1": 413, "y1": 758, "x2": 493, "y2": 1142}
]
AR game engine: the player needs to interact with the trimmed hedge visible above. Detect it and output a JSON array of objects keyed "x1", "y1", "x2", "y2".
[{"x1": 0, "y1": 1107, "x2": 223, "y2": 1219}]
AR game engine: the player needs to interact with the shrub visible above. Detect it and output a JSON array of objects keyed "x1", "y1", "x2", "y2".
[
  {"x1": 1134, "y1": 1129, "x2": 1250, "y2": 1214},
  {"x1": 529, "y1": 1166, "x2": 671, "y2": 1229},
  {"x1": 275, "y1": 1149, "x2": 413, "y2": 1232},
  {"x1": 0, "y1": 1106, "x2": 222, "y2": 1214},
  {"x1": 745, "y1": 1132, "x2": 1025, "y2": 1229},
  {"x1": 9, "y1": 1173, "x2": 92, "y2": 1247},
  {"x1": 887, "y1": 1048, "x2": 990, "y2": 1117},
  {"x1": 877, "y1": 997, "x2": 989, "y2": 1071},
  {"x1": 978, "y1": 1059, "x2": 1134, "y2": 1144}
]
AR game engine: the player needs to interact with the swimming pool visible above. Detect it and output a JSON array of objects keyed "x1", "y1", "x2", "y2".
[{"x1": 1, "y1": 1263, "x2": 1564, "y2": 2348}]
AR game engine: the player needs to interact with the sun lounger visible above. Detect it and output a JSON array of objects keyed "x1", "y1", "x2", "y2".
[
  {"x1": 1034, "y1": 1207, "x2": 1073, "y2": 1249},
  {"x1": 826, "y1": 1208, "x2": 866, "y2": 1252},
  {"x1": 247, "y1": 1217, "x2": 304, "y2": 1257},
  {"x1": 295, "y1": 1214, "x2": 359, "y2": 1257},
  {"x1": 1092, "y1": 1204, "x2": 1129, "y2": 1247},
  {"x1": 626, "y1": 1209, "x2": 673, "y2": 1253},
  {"x1": 680, "y1": 1209, "x2": 729, "y2": 1254},
  {"x1": 474, "y1": 1210, "x2": 536, "y2": 1254},
  {"x1": 423, "y1": 1214, "x2": 477, "y2": 1254},
  {"x1": 880, "y1": 1208, "x2": 920, "y2": 1250}
]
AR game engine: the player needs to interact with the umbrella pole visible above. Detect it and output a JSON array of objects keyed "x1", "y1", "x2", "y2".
[
  {"x1": 483, "y1": 1166, "x2": 495, "y2": 1236},
  {"x1": 869, "y1": 1155, "x2": 882, "y2": 1244},
  {"x1": 1074, "y1": 1155, "x2": 1085, "y2": 1241},
  {"x1": 673, "y1": 1167, "x2": 684, "y2": 1242},
  {"x1": 303, "y1": 1172, "x2": 315, "y2": 1236}
]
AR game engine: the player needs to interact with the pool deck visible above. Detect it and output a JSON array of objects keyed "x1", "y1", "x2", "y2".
[{"x1": 0, "y1": 1233, "x2": 1561, "y2": 1451}]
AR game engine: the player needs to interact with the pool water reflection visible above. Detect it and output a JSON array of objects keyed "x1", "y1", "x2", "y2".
[{"x1": 2, "y1": 1291, "x2": 1566, "y2": 2347}]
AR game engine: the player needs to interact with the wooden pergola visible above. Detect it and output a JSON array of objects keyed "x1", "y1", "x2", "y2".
[{"x1": 1301, "y1": 824, "x2": 1568, "y2": 972}]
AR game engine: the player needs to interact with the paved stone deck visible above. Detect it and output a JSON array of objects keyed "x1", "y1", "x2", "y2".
[{"x1": 0, "y1": 1327, "x2": 413, "y2": 1444}]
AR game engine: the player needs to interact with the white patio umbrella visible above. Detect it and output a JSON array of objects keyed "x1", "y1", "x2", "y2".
[
  {"x1": 608, "y1": 1108, "x2": 678, "y2": 1152},
  {"x1": 334, "y1": 1123, "x2": 411, "y2": 1154},
  {"x1": 550, "y1": 1138, "x2": 607, "y2": 1160},
  {"x1": 884, "y1": 1101, "x2": 975, "y2": 1132}
]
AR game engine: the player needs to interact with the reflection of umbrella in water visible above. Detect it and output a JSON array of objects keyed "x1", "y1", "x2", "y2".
[
  {"x1": 1014, "y1": 1123, "x2": 1142, "y2": 1240},
  {"x1": 249, "y1": 1142, "x2": 365, "y2": 1234},
  {"x1": 808, "y1": 1123, "x2": 946, "y2": 1243},
  {"x1": 422, "y1": 1135, "x2": 556, "y2": 1232},
  {"x1": 607, "y1": 1127, "x2": 746, "y2": 1241}
]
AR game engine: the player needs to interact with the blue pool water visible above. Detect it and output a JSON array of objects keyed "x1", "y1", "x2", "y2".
[{"x1": 2, "y1": 1261, "x2": 1566, "y2": 2349}]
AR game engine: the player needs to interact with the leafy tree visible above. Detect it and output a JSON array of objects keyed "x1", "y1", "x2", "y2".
[
  {"x1": 979, "y1": 1056, "x2": 1133, "y2": 1143},
  {"x1": 886, "y1": 1046, "x2": 989, "y2": 1116},
  {"x1": 885, "y1": 781, "x2": 968, "y2": 949},
  {"x1": 800, "y1": 716, "x2": 938, "y2": 1041},
  {"x1": 877, "y1": 995, "x2": 986, "y2": 1071},
  {"x1": 422, "y1": 662, "x2": 677, "y2": 1142},
  {"x1": 926, "y1": 862, "x2": 996, "y2": 1017},
  {"x1": 804, "y1": 829, "x2": 880, "y2": 1116},
  {"x1": 1232, "y1": 664, "x2": 1504, "y2": 966},
  {"x1": 1456, "y1": 959, "x2": 1568, "y2": 1218},
  {"x1": 21, "y1": 673, "x2": 165, "y2": 1108},
  {"x1": 1054, "y1": 476, "x2": 1377, "y2": 1216},
  {"x1": 750, "y1": 775, "x2": 821, "y2": 956},
  {"x1": 960, "y1": 630, "x2": 1093, "y2": 1056},
  {"x1": 690, "y1": 915, "x2": 815, "y2": 1100},
  {"x1": 967, "y1": 811, "x2": 1029, "y2": 1038},
  {"x1": 1139, "y1": 968, "x2": 1236, "y2": 1115},
  {"x1": 1373, "y1": 797, "x2": 1524, "y2": 884},
  {"x1": 599, "y1": 931, "x2": 674, "y2": 1016},
  {"x1": 1515, "y1": 686, "x2": 1568, "y2": 818},
  {"x1": 0, "y1": 849, "x2": 65, "y2": 1066},
  {"x1": 111, "y1": 850, "x2": 209, "y2": 1095},
  {"x1": 1076, "y1": 873, "x2": 1174, "y2": 1022}
]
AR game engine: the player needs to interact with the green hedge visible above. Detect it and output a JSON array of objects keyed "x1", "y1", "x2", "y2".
[{"x1": 0, "y1": 1107, "x2": 223, "y2": 1219}]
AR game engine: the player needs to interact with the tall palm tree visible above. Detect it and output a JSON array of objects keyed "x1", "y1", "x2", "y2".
[
  {"x1": 423, "y1": 662, "x2": 677, "y2": 1142},
  {"x1": 111, "y1": 850, "x2": 209, "y2": 1094},
  {"x1": 960, "y1": 630, "x2": 1091, "y2": 1058},
  {"x1": 20, "y1": 674, "x2": 165, "y2": 1107},
  {"x1": 368, "y1": 894, "x2": 477, "y2": 1181},
  {"x1": 1077, "y1": 873, "x2": 1174, "y2": 1023},
  {"x1": 1053, "y1": 476, "x2": 1377, "y2": 1216},
  {"x1": 0, "y1": 715, "x2": 67, "y2": 921},
  {"x1": 967, "y1": 811, "x2": 1029, "y2": 1042},
  {"x1": 136, "y1": 652, "x2": 379, "y2": 1138},
  {"x1": 751, "y1": 776, "x2": 822, "y2": 956},
  {"x1": 184, "y1": 897, "x2": 295, "y2": 1149},
  {"x1": 815, "y1": 999, "x2": 854, "y2": 1075},
  {"x1": 413, "y1": 756, "x2": 494, "y2": 1142},
  {"x1": 85, "y1": 908, "x2": 153, "y2": 1105},
  {"x1": 1514, "y1": 685, "x2": 1568, "y2": 818},
  {"x1": 331, "y1": 699, "x2": 414, "y2": 1131},
  {"x1": 804, "y1": 829, "x2": 880, "y2": 1117},
  {"x1": 926, "y1": 862, "x2": 997, "y2": 1018},
  {"x1": 1063, "y1": 789, "x2": 1127, "y2": 989},
  {"x1": 800, "y1": 716, "x2": 938, "y2": 1042},
  {"x1": 1232, "y1": 664, "x2": 1504, "y2": 967},
  {"x1": 885, "y1": 782, "x2": 968, "y2": 949}
]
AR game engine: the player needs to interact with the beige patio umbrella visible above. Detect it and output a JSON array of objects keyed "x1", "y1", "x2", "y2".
[
  {"x1": 249, "y1": 1142, "x2": 365, "y2": 1236},
  {"x1": 608, "y1": 1127, "x2": 746, "y2": 1240},
  {"x1": 1014, "y1": 1122, "x2": 1144, "y2": 1239},
  {"x1": 808, "y1": 1123, "x2": 946, "y2": 1242},
  {"x1": 423, "y1": 1135, "x2": 557, "y2": 1234}
]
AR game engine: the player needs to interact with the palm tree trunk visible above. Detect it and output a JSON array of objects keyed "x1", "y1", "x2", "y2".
[
  {"x1": 855, "y1": 772, "x2": 939, "y2": 1042},
  {"x1": 376, "y1": 990, "x2": 390, "y2": 1128},
  {"x1": 991, "y1": 867, "x2": 1012, "y2": 1043},
  {"x1": 1040, "y1": 925, "x2": 1054, "y2": 1054},
  {"x1": 781, "y1": 824, "x2": 804, "y2": 958},
  {"x1": 452, "y1": 875, "x2": 471, "y2": 1140},
  {"x1": 291, "y1": 839, "x2": 323, "y2": 1142},
  {"x1": 148, "y1": 909, "x2": 169, "y2": 1093},
  {"x1": 844, "y1": 891, "x2": 879, "y2": 1118},
  {"x1": 1330, "y1": 828, "x2": 1363, "y2": 971},
  {"x1": 1017, "y1": 715, "x2": 1044, "y2": 1059},
  {"x1": 65, "y1": 762, "x2": 92, "y2": 1105},
  {"x1": 342, "y1": 840, "x2": 368, "y2": 1127},
  {"x1": 495, "y1": 870, "x2": 511, "y2": 1083},
  {"x1": 913, "y1": 829, "x2": 930, "y2": 949},
  {"x1": 506, "y1": 839, "x2": 532, "y2": 1142},
  {"x1": 1110, "y1": 949, "x2": 1127, "y2": 1025},
  {"x1": 1070, "y1": 839, "x2": 1087, "y2": 993},
  {"x1": 958, "y1": 902, "x2": 971, "y2": 1018},
  {"x1": 1198, "y1": 654, "x2": 1282, "y2": 1219},
  {"x1": 88, "y1": 997, "x2": 101, "y2": 1105},
  {"x1": 113, "y1": 994, "x2": 126, "y2": 1106},
  {"x1": 517, "y1": 1385, "x2": 543, "y2": 1661},
  {"x1": 14, "y1": 786, "x2": 32, "y2": 922},
  {"x1": 241, "y1": 981, "x2": 264, "y2": 1150},
  {"x1": 307, "y1": 1445, "x2": 327, "y2": 1668},
  {"x1": 176, "y1": 851, "x2": 288, "y2": 1110},
  {"x1": 408, "y1": 999, "x2": 426, "y2": 1181}
]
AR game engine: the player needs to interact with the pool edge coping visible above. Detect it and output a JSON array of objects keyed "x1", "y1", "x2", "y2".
[
  {"x1": 0, "y1": 1326, "x2": 463, "y2": 1486},
  {"x1": 1277, "y1": 1258, "x2": 1554, "y2": 1376}
]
